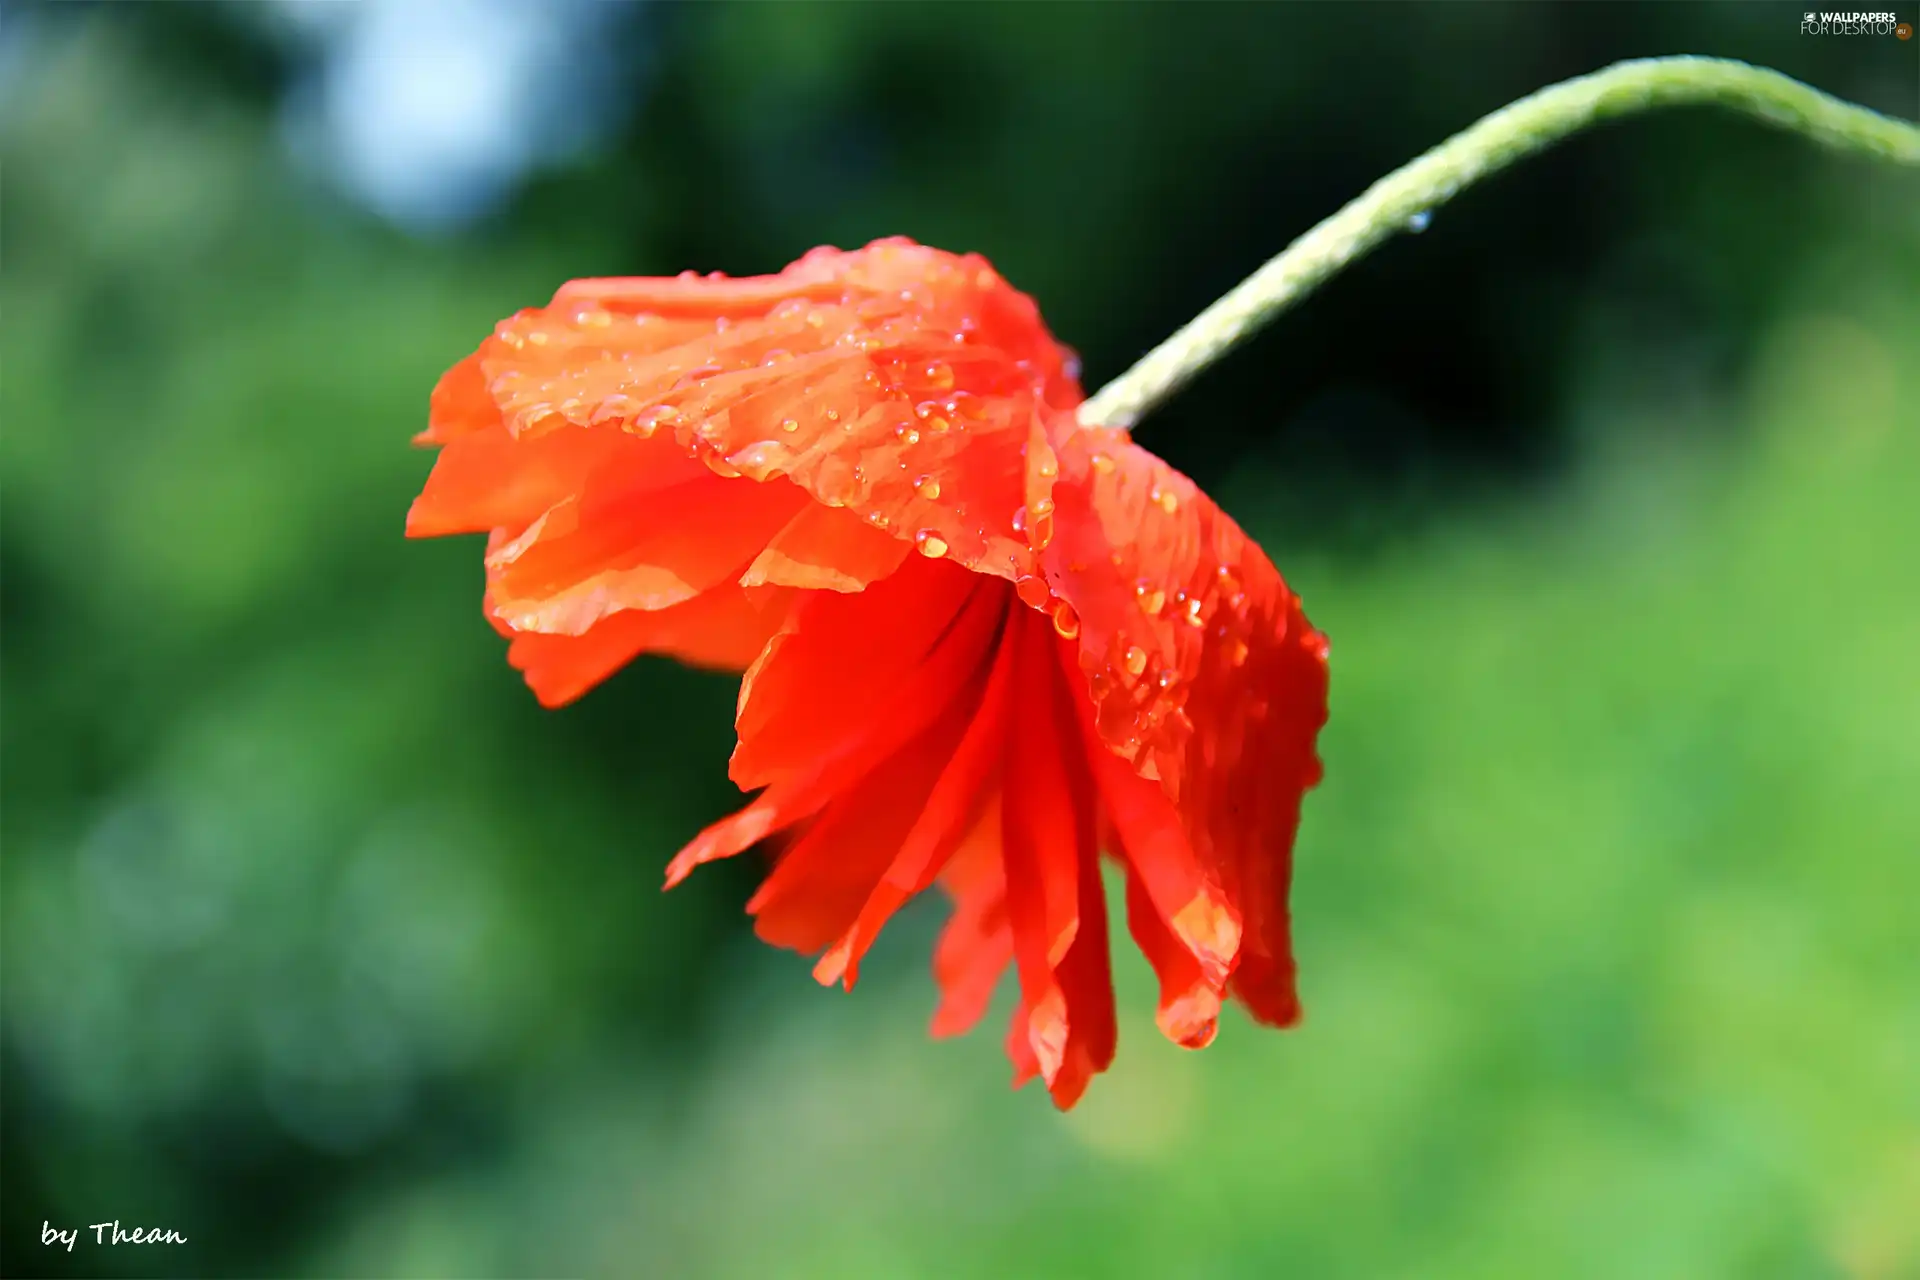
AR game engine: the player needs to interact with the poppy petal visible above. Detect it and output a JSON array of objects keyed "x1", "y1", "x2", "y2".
[
  {"x1": 740, "y1": 503, "x2": 911, "y2": 593},
  {"x1": 928, "y1": 794, "x2": 1012, "y2": 1039},
  {"x1": 813, "y1": 607, "x2": 1021, "y2": 989},
  {"x1": 449, "y1": 241, "x2": 1082, "y2": 589},
  {"x1": 746, "y1": 678, "x2": 984, "y2": 954},
  {"x1": 1000, "y1": 607, "x2": 1090, "y2": 1094},
  {"x1": 505, "y1": 584, "x2": 793, "y2": 707},
  {"x1": 1123, "y1": 861, "x2": 1222, "y2": 1049},
  {"x1": 729, "y1": 560, "x2": 994, "y2": 790},
  {"x1": 1044, "y1": 428, "x2": 1330, "y2": 1030},
  {"x1": 487, "y1": 473, "x2": 809, "y2": 634},
  {"x1": 416, "y1": 350, "x2": 501, "y2": 446}
]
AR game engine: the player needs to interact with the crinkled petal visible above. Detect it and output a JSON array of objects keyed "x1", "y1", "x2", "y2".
[
  {"x1": 486, "y1": 472, "x2": 808, "y2": 634},
  {"x1": 814, "y1": 606, "x2": 1021, "y2": 990},
  {"x1": 1000, "y1": 606, "x2": 1095, "y2": 1102},
  {"x1": 506, "y1": 584, "x2": 793, "y2": 708},
  {"x1": 664, "y1": 562, "x2": 1004, "y2": 886},
  {"x1": 928, "y1": 796, "x2": 1012, "y2": 1039},
  {"x1": 1044, "y1": 427, "x2": 1329, "y2": 1030},
  {"x1": 448, "y1": 240, "x2": 1084, "y2": 588},
  {"x1": 746, "y1": 678, "x2": 984, "y2": 954},
  {"x1": 729, "y1": 559, "x2": 994, "y2": 790}
]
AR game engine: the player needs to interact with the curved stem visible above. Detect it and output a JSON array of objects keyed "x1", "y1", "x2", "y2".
[{"x1": 1078, "y1": 56, "x2": 1920, "y2": 432}]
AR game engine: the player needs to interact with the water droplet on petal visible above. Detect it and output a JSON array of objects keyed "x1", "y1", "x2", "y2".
[
  {"x1": 915, "y1": 530, "x2": 949, "y2": 559},
  {"x1": 1406, "y1": 209, "x2": 1432, "y2": 233},
  {"x1": 914, "y1": 475, "x2": 942, "y2": 500},
  {"x1": 923, "y1": 361, "x2": 955, "y2": 391},
  {"x1": 1135, "y1": 581, "x2": 1166, "y2": 616},
  {"x1": 867, "y1": 511, "x2": 890, "y2": 529},
  {"x1": 1051, "y1": 601, "x2": 1080, "y2": 639},
  {"x1": 589, "y1": 395, "x2": 635, "y2": 426},
  {"x1": 762, "y1": 348, "x2": 794, "y2": 366},
  {"x1": 1015, "y1": 575, "x2": 1051, "y2": 609},
  {"x1": 778, "y1": 417, "x2": 800, "y2": 433},
  {"x1": 727, "y1": 442, "x2": 788, "y2": 482},
  {"x1": 631, "y1": 404, "x2": 682, "y2": 438},
  {"x1": 1124, "y1": 646, "x2": 1148, "y2": 677},
  {"x1": 1090, "y1": 451, "x2": 1116, "y2": 475}
]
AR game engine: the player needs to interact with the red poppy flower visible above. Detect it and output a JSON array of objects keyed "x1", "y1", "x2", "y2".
[{"x1": 408, "y1": 238, "x2": 1329, "y2": 1108}]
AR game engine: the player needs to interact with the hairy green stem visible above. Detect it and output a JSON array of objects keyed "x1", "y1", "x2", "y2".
[{"x1": 1078, "y1": 56, "x2": 1920, "y2": 432}]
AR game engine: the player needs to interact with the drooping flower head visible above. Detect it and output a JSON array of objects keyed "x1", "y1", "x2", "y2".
[{"x1": 408, "y1": 238, "x2": 1328, "y2": 1108}]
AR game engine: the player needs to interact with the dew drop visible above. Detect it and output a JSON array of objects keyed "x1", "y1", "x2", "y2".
[
  {"x1": 1015, "y1": 575, "x2": 1052, "y2": 609},
  {"x1": 895, "y1": 425, "x2": 922, "y2": 446},
  {"x1": 589, "y1": 395, "x2": 635, "y2": 426},
  {"x1": 1155, "y1": 668, "x2": 1179, "y2": 690},
  {"x1": 1011, "y1": 507, "x2": 1028, "y2": 535},
  {"x1": 1028, "y1": 496, "x2": 1055, "y2": 519},
  {"x1": 498, "y1": 329, "x2": 527, "y2": 350},
  {"x1": 1124, "y1": 646, "x2": 1148, "y2": 677},
  {"x1": 1134, "y1": 581, "x2": 1166, "y2": 616},
  {"x1": 867, "y1": 511, "x2": 890, "y2": 529},
  {"x1": 704, "y1": 454, "x2": 742, "y2": 479},
  {"x1": 779, "y1": 417, "x2": 800, "y2": 433},
  {"x1": 1405, "y1": 209, "x2": 1432, "y2": 233},
  {"x1": 526, "y1": 329, "x2": 551, "y2": 346},
  {"x1": 1051, "y1": 601, "x2": 1081, "y2": 639},
  {"x1": 823, "y1": 407, "x2": 841, "y2": 424},
  {"x1": 914, "y1": 475, "x2": 942, "y2": 500},
  {"x1": 923, "y1": 361, "x2": 955, "y2": 391},
  {"x1": 1182, "y1": 596, "x2": 1206, "y2": 627},
  {"x1": 915, "y1": 530, "x2": 949, "y2": 559},
  {"x1": 631, "y1": 404, "x2": 681, "y2": 438},
  {"x1": 762, "y1": 349, "x2": 794, "y2": 366},
  {"x1": 1157, "y1": 489, "x2": 1179, "y2": 515},
  {"x1": 728, "y1": 442, "x2": 788, "y2": 482},
  {"x1": 1090, "y1": 451, "x2": 1116, "y2": 475}
]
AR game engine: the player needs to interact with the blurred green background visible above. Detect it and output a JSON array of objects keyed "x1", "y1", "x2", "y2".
[{"x1": 3, "y1": 3, "x2": 1917, "y2": 1277}]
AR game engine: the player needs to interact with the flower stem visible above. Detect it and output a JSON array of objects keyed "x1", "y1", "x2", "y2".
[{"x1": 1078, "y1": 56, "x2": 1920, "y2": 432}]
